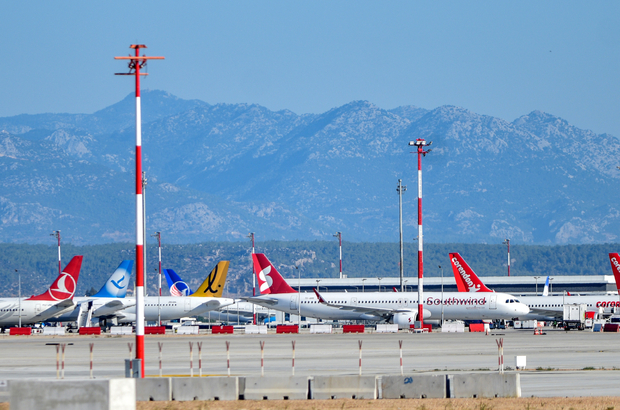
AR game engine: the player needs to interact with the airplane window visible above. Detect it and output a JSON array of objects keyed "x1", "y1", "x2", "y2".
[{"x1": 505, "y1": 300, "x2": 509, "y2": 303}]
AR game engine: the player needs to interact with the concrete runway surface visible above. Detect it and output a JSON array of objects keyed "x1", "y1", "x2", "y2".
[{"x1": 0, "y1": 328, "x2": 619, "y2": 397}]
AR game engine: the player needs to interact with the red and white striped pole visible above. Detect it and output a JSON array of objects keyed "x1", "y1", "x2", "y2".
[
  {"x1": 115, "y1": 44, "x2": 164, "y2": 378},
  {"x1": 151, "y1": 231, "x2": 162, "y2": 325},
  {"x1": 409, "y1": 139, "x2": 432, "y2": 328},
  {"x1": 503, "y1": 238, "x2": 511, "y2": 277},
  {"x1": 51, "y1": 231, "x2": 61, "y2": 276},
  {"x1": 248, "y1": 232, "x2": 256, "y2": 324},
  {"x1": 333, "y1": 232, "x2": 342, "y2": 278}
]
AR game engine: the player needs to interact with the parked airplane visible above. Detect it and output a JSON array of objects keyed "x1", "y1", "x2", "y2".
[
  {"x1": 542, "y1": 276, "x2": 550, "y2": 297},
  {"x1": 0, "y1": 256, "x2": 83, "y2": 327},
  {"x1": 449, "y1": 252, "x2": 620, "y2": 318},
  {"x1": 48, "y1": 260, "x2": 134, "y2": 325},
  {"x1": 244, "y1": 253, "x2": 529, "y2": 327},
  {"x1": 92, "y1": 261, "x2": 237, "y2": 323}
]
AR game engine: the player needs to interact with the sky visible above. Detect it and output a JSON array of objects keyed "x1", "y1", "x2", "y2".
[{"x1": 1, "y1": 2, "x2": 619, "y2": 136}]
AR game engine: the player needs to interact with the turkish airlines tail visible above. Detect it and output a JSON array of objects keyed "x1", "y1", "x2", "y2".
[
  {"x1": 92, "y1": 260, "x2": 133, "y2": 298},
  {"x1": 190, "y1": 261, "x2": 229, "y2": 298},
  {"x1": 542, "y1": 276, "x2": 550, "y2": 296},
  {"x1": 252, "y1": 253, "x2": 297, "y2": 295},
  {"x1": 449, "y1": 252, "x2": 493, "y2": 292},
  {"x1": 27, "y1": 255, "x2": 83, "y2": 301},
  {"x1": 609, "y1": 253, "x2": 620, "y2": 292},
  {"x1": 164, "y1": 268, "x2": 193, "y2": 296}
]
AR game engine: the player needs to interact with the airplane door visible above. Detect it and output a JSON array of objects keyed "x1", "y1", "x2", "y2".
[
  {"x1": 290, "y1": 295, "x2": 298, "y2": 310},
  {"x1": 351, "y1": 297, "x2": 357, "y2": 306},
  {"x1": 490, "y1": 294, "x2": 497, "y2": 310},
  {"x1": 35, "y1": 304, "x2": 41, "y2": 314},
  {"x1": 184, "y1": 299, "x2": 191, "y2": 312}
]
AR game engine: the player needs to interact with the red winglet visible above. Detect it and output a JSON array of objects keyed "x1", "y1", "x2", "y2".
[
  {"x1": 313, "y1": 288, "x2": 327, "y2": 303},
  {"x1": 609, "y1": 253, "x2": 620, "y2": 293}
]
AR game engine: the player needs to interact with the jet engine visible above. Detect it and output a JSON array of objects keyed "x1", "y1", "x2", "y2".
[{"x1": 391, "y1": 309, "x2": 431, "y2": 329}]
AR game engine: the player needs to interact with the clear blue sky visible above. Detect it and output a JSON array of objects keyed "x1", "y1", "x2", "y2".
[{"x1": 2, "y1": 2, "x2": 619, "y2": 136}]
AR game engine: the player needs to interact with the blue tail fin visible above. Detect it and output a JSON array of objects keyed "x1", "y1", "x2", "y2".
[
  {"x1": 92, "y1": 260, "x2": 133, "y2": 298},
  {"x1": 542, "y1": 276, "x2": 550, "y2": 297},
  {"x1": 164, "y1": 268, "x2": 192, "y2": 296}
]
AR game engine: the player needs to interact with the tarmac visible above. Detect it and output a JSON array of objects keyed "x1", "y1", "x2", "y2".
[{"x1": 0, "y1": 327, "x2": 619, "y2": 398}]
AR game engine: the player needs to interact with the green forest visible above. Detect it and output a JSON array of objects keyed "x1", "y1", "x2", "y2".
[{"x1": 0, "y1": 241, "x2": 618, "y2": 298}]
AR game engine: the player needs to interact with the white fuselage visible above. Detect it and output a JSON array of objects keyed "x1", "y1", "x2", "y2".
[
  {"x1": 516, "y1": 294, "x2": 620, "y2": 319},
  {"x1": 106, "y1": 296, "x2": 237, "y2": 323},
  {"x1": 251, "y1": 291, "x2": 529, "y2": 321},
  {"x1": 0, "y1": 298, "x2": 73, "y2": 327}
]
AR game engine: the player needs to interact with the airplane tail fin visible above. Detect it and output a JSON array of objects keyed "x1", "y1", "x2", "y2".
[
  {"x1": 609, "y1": 253, "x2": 620, "y2": 293},
  {"x1": 190, "y1": 261, "x2": 229, "y2": 297},
  {"x1": 253, "y1": 253, "x2": 297, "y2": 294},
  {"x1": 542, "y1": 276, "x2": 550, "y2": 296},
  {"x1": 92, "y1": 260, "x2": 133, "y2": 298},
  {"x1": 27, "y1": 256, "x2": 83, "y2": 301},
  {"x1": 165, "y1": 268, "x2": 193, "y2": 296},
  {"x1": 449, "y1": 253, "x2": 493, "y2": 292}
]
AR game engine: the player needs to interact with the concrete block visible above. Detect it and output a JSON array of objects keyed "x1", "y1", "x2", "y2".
[
  {"x1": 310, "y1": 325, "x2": 332, "y2": 334},
  {"x1": 175, "y1": 326, "x2": 199, "y2": 335},
  {"x1": 0, "y1": 380, "x2": 9, "y2": 403},
  {"x1": 375, "y1": 324, "x2": 399, "y2": 333},
  {"x1": 245, "y1": 325, "x2": 267, "y2": 334},
  {"x1": 311, "y1": 375, "x2": 377, "y2": 400},
  {"x1": 10, "y1": 379, "x2": 135, "y2": 410},
  {"x1": 136, "y1": 378, "x2": 171, "y2": 401},
  {"x1": 243, "y1": 376, "x2": 309, "y2": 400},
  {"x1": 171, "y1": 377, "x2": 239, "y2": 401},
  {"x1": 111, "y1": 326, "x2": 133, "y2": 335},
  {"x1": 448, "y1": 373, "x2": 521, "y2": 398},
  {"x1": 43, "y1": 327, "x2": 65, "y2": 335},
  {"x1": 380, "y1": 374, "x2": 446, "y2": 399}
]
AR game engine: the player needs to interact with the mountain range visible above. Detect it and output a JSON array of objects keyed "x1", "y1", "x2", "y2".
[{"x1": 1, "y1": 90, "x2": 619, "y2": 245}]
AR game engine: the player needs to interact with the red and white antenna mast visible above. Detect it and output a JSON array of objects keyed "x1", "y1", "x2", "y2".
[
  {"x1": 115, "y1": 44, "x2": 164, "y2": 378},
  {"x1": 333, "y1": 232, "x2": 342, "y2": 279},
  {"x1": 50, "y1": 230, "x2": 61, "y2": 276},
  {"x1": 247, "y1": 232, "x2": 256, "y2": 324},
  {"x1": 409, "y1": 138, "x2": 432, "y2": 328}
]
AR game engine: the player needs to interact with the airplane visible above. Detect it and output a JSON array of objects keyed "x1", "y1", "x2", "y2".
[
  {"x1": 449, "y1": 252, "x2": 620, "y2": 319},
  {"x1": 0, "y1": 256, "x2": 83, "y2": 327},
  {"x1": 542, "y1": 276, "x2": 550, "y2": 297},
  {"x1": 244, "y1": 253, "x2": 530, "y2": 328},
  {"x1": 48, "y1": 260, "x2": 134, "y2": 326},
  {"x1": 92, "y1": 261, "x2": 237, "y2": 323},
  {"x1": 164, "y1": 269, "x2": 192, "y2": 296}
]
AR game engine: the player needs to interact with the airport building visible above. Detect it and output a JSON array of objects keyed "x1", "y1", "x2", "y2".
[{"x1": 283, "y1": 275, "x2": 618, "y2": 295}]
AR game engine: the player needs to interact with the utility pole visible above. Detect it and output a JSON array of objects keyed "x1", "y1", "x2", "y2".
[
  {"x1": 151, "y1": 232, "x2": 162, "y2": 326},
  {"x1": 396, "y1": 180, "x2": 406, "y2": 292},
  {"x1": 50, "y1": 231, "x2": 61, "y2": 277},
  {"x1": 409, "y1": 138, "x2": 432, "y2": 328},
  {"x1": 247, "y1": 232, "x2": 256, "y2": 324},
  {"x1": 503, "y1": 239, "x2": 510, "y2": 277},
  {"x1": 115, "y1": 44, "x2": 164, "y2": 378},
  {"x1": 17, "y1": 269, "x2": 21, "y2": 328},
  {"x1": 333, "y1": 232, "x2": 342, "y2": 279}
]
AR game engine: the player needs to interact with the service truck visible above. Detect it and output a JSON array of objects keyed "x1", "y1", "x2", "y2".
[{"x1": 563, "y1": 303, "x2": 587, "y2": 331}]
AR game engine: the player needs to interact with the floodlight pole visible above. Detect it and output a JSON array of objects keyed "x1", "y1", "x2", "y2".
[
  {"x1": 115, "y1": 44, "x2": 164, "y2": 378},
  {"x1": 333, "y1": 232, "x2": 342, "y2": 279},
  {"x1": 396, "y1": 180, "x2": 406, "y2": 292},
  {"x1": 51, "y1": 231, "x2": 61, "y2": 276},
  {"x1": 151, "y1": 232, "x2": 162, "y2": 325},
  {"x1": 17, "y1": 269, "x2": 21, "y2": 328},
  {"x1": 502, "y1": 239, "x2": 510, "y2": 277},
  {"x1": 142, "y1": 172, "x2": 148, "y2": 296},
  {"x1": 409, "y1": 138, "x2": 432, "y2": 328},
  {"x1": 248, "y1": 233, "x2": 256, "y2": 324}
]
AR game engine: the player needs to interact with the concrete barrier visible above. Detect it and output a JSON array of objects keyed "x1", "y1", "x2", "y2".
[
  {"x1": 9, "y1": 379, "x2": 135, "y2": 410},
  {"x1": 380, "y1": 374, "x2": 446, "y2": 399},
  {"x1": 144, "y1": 326, "x2": 166, "y2": 335},
  {"x1": 448, "y1": 373, "x2": 521, "y2": 398},
  {"x1": 43, "y1": 327, "x2": 65, "y2": 336},
  {"x1": 9, "y1": 328, "x2": 31, "y2": 336},
  {"x1": 310, "y1": 324, "x2": 332, "y2": 334},
  {"x1": 441, "y1": 323, "x2": 465, "y2": 333},
  {"x1": 245, "y1": 325, "x2": 268, "y2": 334},
  {"x1": 79, "y1": 327, "x2": 101, "y2": 335},
  {"x1": 375, "y1": 324, "x2": 398, "y2": 333},
  {"x1": 136, "y1": 378, "x2": 171, "y2": 402},
  {"x1": 276, "y1": 325, "x2": 299, "y2": 334},
  {"x1": 0, "y1": 380, "x2": 9, "y2": 403},
  {"x1": 175, "y1": 326, "x2": 199, "y2": 335},
  {"x1": 212, "y1": 326, "x2": 234, "y2": 334},
  {"x1": 171, "y1": 377, "x2": 239, "y2": 401},
  {"x1": 311, "y1": 376, "x2": 377, "y2": 400},
  {"x1": 342, "y1": 325, "x2": 365, "y2": 334},
  {"x1": 243, "y1": 376, "x2": 309, "y2": 400},
  {"x1": 111, "y1": 326, "x2": 132, "y2": 335}
]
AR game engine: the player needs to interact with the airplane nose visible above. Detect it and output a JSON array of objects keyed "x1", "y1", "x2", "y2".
[{"x1": 518, "y1": 304, "x2": 530, "y2": 314}]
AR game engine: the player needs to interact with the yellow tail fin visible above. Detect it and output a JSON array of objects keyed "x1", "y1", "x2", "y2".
[{"x1": 190, "y1": 261, "x2": 229, "y2": 297}]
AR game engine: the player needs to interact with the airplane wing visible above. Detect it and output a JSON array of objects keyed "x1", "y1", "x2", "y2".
[
  {"x1": 528, "y1": 307, "x2": 562, "y2": 318},
  {"x1": 313, "y1": 289, "x2": 409, "y2": 319},
  {"x1": 240, "y1": 296, "x2": 279, "y2": 306},
  {"x1": 35, "y1": 299, "x2": 76, "y2": 321},
  {"x1": 91, "y1": 299, "x2": 136, "y2": 317}
]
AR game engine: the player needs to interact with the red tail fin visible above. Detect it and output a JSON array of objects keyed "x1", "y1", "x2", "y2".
[
  {"x1": 609, "y1": 253, "x2": 620, "y2": 293},
  {"x1": 449, "y1": 253, "x2": 492, "y2": 292},
  {"x1": 252, "y1": 253, "x2": 297, "y2": 294},
  {"x1": 27, "y1": 256, "x2": 83, "y2": 301}
]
